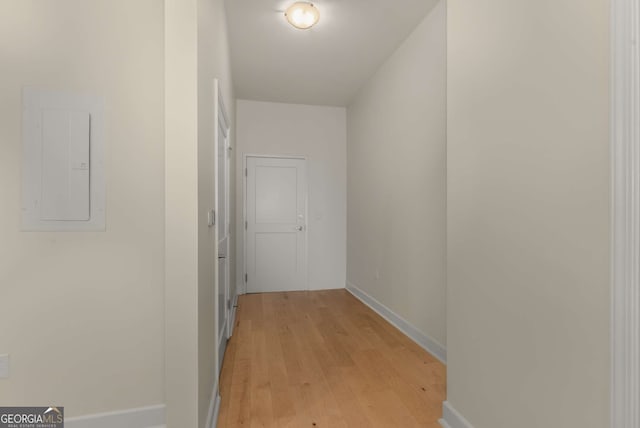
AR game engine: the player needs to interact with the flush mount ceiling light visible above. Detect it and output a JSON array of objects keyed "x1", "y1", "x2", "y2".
[{"x1": 285, "y1": 2, "x2": 320, "y2": 30}]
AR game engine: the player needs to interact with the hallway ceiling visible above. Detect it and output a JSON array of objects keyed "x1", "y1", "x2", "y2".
[{"x1": 225, "y1": 0, "x2": 440, "y2": 106}]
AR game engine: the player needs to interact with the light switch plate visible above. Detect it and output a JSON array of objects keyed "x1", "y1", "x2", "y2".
[{"x1": 0, "y1": 354, "x2": 9, "y2": 378}]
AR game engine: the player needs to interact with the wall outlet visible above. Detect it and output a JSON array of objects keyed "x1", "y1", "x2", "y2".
[
  {"x1": 0, "y1": 354, "x2": 8, "y2": 378},
  {"x1": 375, "y1": 269, "x2": 380, "y2": 280}
]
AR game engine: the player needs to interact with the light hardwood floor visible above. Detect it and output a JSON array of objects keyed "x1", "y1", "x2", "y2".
[{"x1": 218, "y1": 289, "x2": 446, "y2": 428}]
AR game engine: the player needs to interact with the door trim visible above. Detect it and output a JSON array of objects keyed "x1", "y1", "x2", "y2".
[
  {"x1": 213, "y1": 78, "x2": 231, "y2": 375},
  {"x1": 242, "y1": 154, "x2": 308, "y2": 295},
  {"x1": 611, "y1": 0, "x2": 640, "y2": 426}
]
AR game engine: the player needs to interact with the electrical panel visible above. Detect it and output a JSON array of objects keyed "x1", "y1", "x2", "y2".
[{"x1": 22, "y1": 89, "x2": 105, "y2": 231}]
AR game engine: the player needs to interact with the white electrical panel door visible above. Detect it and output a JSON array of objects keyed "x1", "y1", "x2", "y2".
[
  {"x1": 41, "y1": 110, "x2": 91, "y2": 221},
  {"x1": 22, "y1": 89, "x2": 105, "y2": 231}
]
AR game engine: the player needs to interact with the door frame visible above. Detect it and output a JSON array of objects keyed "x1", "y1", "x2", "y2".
[
  {"x1": 611, "y1": 0, "x2": 640, "y2": 426},
  {"x1": 213, "y1": 78, "x2": 231, "y2": 375},
  {"x1": 242, "y1": 153, "x2": 308, "y2": 295}
]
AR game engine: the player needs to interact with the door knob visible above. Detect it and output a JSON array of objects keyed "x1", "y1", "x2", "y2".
[{"x1": 296, "y1": 226, "x2": 304, "y2": 231}]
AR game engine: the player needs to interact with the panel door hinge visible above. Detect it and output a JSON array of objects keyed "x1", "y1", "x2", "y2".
[
  {"x1": 245, "y1": 273, "x2": 248, "y2": 283},
  {"x1": 245, "y1": 168, "x2": 248, "y2": 177},
  {"x1": 228, "y1": 299, "x2": 232, "y2": 310},
  {"x1": 245, "y1": 220, "x2": 248, "y2": 230}
]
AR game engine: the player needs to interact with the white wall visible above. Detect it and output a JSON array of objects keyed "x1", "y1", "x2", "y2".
[
  {"x1": 235, "y1": 100, "x2": 346, "y2": 292},
  {"x1": 0, "y1": 0, "x2": 164, "y2": 417},
  {"x1": 197, "y1": 0, "x2": 234, "y2": 425},
  {"x1": 446, "y1": 0, "x2": 610, "y2": 427},
  {"x1": 165, "y1": 0, "x2": 235, "y2": 426},
  {"x1": 346, "y1": 1, "x2": 447, "y2": 348},
  {"x1": 164, "y1": 0, "x2": 199, "y2": 426}
]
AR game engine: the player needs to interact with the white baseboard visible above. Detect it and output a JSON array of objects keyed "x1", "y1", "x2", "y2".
[
  {"x1": 65, "y1": 404, "x2": 165, "y2": 428},
  {"x1": 439, "y1": 420, "x2": 453, "y2": 428},
  {"x1": 205, "y1": 381, "x2": 221, "y2": 428},
  {"x1": 345, "y1": 281, "x2": 446, "y2": 364},
  {"x1": 308, "y1": 286, "x2": 347, "y2": 291},
  {"x1": 439, "y1": 401, "x2": 474, "y2": 428},
  {"x1": 229, "y1": 292, "x2": 239, "y2": 337}
]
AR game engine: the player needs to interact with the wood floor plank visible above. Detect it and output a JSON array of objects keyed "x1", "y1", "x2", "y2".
[
  {"x1": 223, "y1": 317, "x2": 252, "y2": 426},
  {"x1": 218, "y1": 289, "x2": 446, "y2": 428}
]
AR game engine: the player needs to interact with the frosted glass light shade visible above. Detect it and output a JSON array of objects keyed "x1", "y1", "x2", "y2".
[{"x1": 285, "y1": 2, "x2": 320, "y2": 30}]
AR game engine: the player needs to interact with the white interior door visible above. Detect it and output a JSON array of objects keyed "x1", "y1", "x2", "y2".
[
  {"x1": 246, "y1": 156, "x2": 307, "y2": 293},
  {"x1": 215, "y1": 81, "x2": 230, "y2": 375}
]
